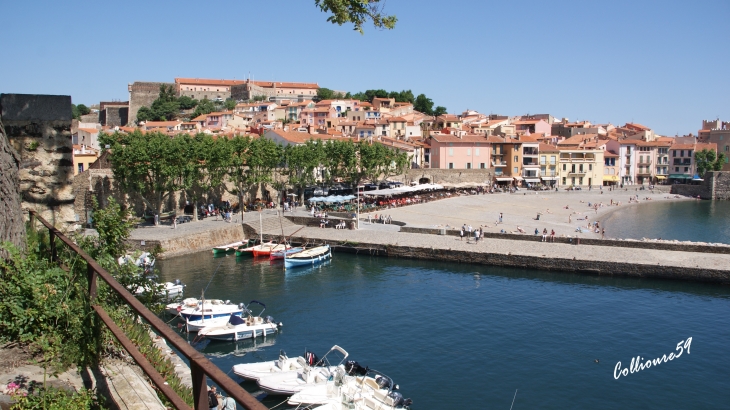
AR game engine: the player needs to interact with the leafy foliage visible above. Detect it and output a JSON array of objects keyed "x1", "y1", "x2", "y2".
[
  {"x1": 695, "y1": 148, "x2": 727, "y2": 176},
  {"x1": 316, "y1": 88, "x2": 345, "y2": 101},
  {"x1": 136, "y1": 84, "x2": 199, "y2": 123},
  {"x1": 192, "y1": 98, "x2": 216, "y2": 118},
  {"x1": 72, "y1": 104, "x2": 91, "y2": 120},
  {"x1": 9, "y1": 385, "x2": 105, "y2": 410},
  {"x1": 315, "y1": 0, "x2": 397, "y2": 34}
]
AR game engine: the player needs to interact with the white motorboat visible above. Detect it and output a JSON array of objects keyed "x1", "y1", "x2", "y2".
[
  {"x1": 186, "y1": 313, "x2": 239, "y2": 332},
  {"x1": 198, "y1": 301, "x2": 280, "y2": 342},
  {"x1": 134, "y1": 279, "x2": 184, "y2": 300},
  {"x1": 166, "y1": 298, "x2": 244, "y2": 321},
  {"x1": 232, "y1": 350, "x2": 317, "y2": 381},
  {"x1": 288, "y1": 367, "x2": 412, "y2": 410},
  {"x1": 256, "y1": 345, "x2": 349, "y2": 395},
  {"x1": 118, "y1": 251, "x2": 155, "y2": 275}
]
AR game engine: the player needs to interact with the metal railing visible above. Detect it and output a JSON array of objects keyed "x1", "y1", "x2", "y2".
[{"x1": 29, "y1": 210, "x2": 267, "y2": 410}]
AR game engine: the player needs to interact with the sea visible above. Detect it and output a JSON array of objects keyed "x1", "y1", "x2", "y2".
[{"x1": 157, "y1": 247, "x2": 730, "y2": 409}]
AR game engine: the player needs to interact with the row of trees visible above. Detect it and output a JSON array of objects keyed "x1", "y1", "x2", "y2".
[
  {"x1": 99, "y1": 131, "x2": 408, "y2": 219},
  {"x1": 695, "y1": 149, "x2": 727, "y2": 176}
]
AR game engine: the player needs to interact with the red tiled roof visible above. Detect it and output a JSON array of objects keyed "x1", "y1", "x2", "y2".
[{"x1": 175, "y1": 78, "x2": 246, "y2": 86}]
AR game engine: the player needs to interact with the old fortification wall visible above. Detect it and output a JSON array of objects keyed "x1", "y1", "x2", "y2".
[
  {"x1": 670, "y1": 171, "x2": 730, "y2": 199},
  {"x1": 100, "y1": 106, "x2": 129, "y2": 127},
  {"x1": 128, "y1": 82, "x2": 173, "y2": 126},
  {"x1": 0, "y1": 115, "x2": 25, "y2": 256},
  {"x1": 404, "y1": 169, "x2": 495, "y2": 184},
  {"x1": 125, "y1": 223, "x2": 245, "y2": 259},
  {"x1": 1, "y1": 94, "x2": 75, "y2": 230}
]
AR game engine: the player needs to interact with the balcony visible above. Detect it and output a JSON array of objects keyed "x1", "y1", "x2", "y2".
[
  {"x1": 568, "y1": 171, "x2": 586, "y2": 176},
  {"x1": 523, "y1": 160, "x2": 539, "y2": 167},
  {"x1": 673, "y1": 159, "x2": 691, "y2": 166},
  {"x1": 522, "y1": 148, "x2": 539, "y2": 156},
  {"x1": 638, "y1": 159, "x2": 652, "y2": 165},
  {"x1": 492, "y1": 160, "x2": 507, "y2": 166}
]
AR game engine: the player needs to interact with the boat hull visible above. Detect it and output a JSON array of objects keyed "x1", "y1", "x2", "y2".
[
  {"x1": 284, "y1": 246, "x2": 331, "y2": 268},
  {"x1": 212, "y1": 241, "x2": 246, "y2": 254},
  {"x1": 270, "y1": 247, "x2": 303, "y2": 260},
  {"x1": 202, "y1": 325, "x2": 278, "y2": 342}
]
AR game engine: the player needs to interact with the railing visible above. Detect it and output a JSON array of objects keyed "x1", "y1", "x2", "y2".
[
  {"x1": 28, "y1": 210, "x2": 267, "y2": 410},
  {"x1": 673, "y1": 159, "x2": 691, "y2": 165},
  {"x1": 638, "y1": 159, "x2": 652, "y2": 165}
]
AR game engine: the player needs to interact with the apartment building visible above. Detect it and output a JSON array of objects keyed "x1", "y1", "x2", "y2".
[
  {"x1": 557, "y1": 148, "x2": 605, "y2": 187},
  {"x1": 429, "y1": 132, "x2": 492, "y2": 170}
]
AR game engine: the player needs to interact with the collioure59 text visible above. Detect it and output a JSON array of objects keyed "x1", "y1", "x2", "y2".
[{"x1": 614, "y1": 338, "x2": 692, "y2": 380}]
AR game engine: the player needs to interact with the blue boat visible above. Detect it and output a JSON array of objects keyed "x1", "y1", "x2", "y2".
[{"x1": 284, "y1": 245, "x2": 331, "y2": 269}]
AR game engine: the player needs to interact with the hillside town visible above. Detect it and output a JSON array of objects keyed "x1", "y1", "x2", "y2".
[{"x1": 72, "y1": 77, "x2": 729, "y2": 189}]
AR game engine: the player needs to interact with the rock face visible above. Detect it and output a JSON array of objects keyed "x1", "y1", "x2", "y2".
[
  {"x1": 0, "y1": 116, "x2": 26, "y2": 257},
  {"x1": 1, "y1": 94, "x2": 74, "y2": 230}
]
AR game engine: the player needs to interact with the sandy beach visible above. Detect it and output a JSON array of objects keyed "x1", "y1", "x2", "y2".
[{"x1": 359, "y1": 187, "x2": 691, "y2": 239}]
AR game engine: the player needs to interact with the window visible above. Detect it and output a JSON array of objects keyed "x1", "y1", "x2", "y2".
[
  {"x1": 563, "y1": 164, "x2": 567, "y2": 171},
  {"x1": 480, "y1": 163, "x2": 486, "y2": 169},
  {"x1": 475, "y1": 148, "x2": 480, "y2": 156},
  {"x1": 562, "y1": 177, "x2": 567, "y2": 185},
  {"x1": 78, "y1": 163, "x2": 84, "y2": 173},
  {"x1": 579, "y1": 177, "x2": 584, "y2": 185},
  {"x1": 589, "y1": 164, "x2": 593, "y2": 171},
  {"x1": 448, "y1": 162, "x2": 454, "y2": 169},
  {"x1": 467, "y1": 148, "x2": 471, "y2": 156},
  {"x1": 579, "y1": 164, "x2": 583, "y2": 172},
  {"x1": 466, "y1": 163, "x2": 472, "y2": 169},
  {"x1": 684, "y1": 167, "x2": 689, "y2": 172},
  {"x1": 513, "y1": 167, "x2": 518, "y2": 174},
  {"x1": 449, "y1": 148, "x2": 454, "y2": 157},
  {"x1": 726, "y1": 145, "x2": 729, "y2": 152},
  {"x1": 540, "y1": 156, "x2": 546, "y2": 165},
  {"x1": 680, "y1": 150, "x2": 684, "y2": 157},
  {"x1": 675, "y1": 167, "x2": 679, "y2": 172},
  {"x1": 514, "y1": 156, "x2": 518, "y2": 162}
]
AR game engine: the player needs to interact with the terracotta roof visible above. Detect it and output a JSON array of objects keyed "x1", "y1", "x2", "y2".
[
  {"x1": 430, "y1": 133, "x2": 489, "y2": 143},
  {"x1": 267, "y1": 129, "x2": 339, "y2": 144},
  {"x1": 78, "y1": 128, "x2": 99, "y2": 133},
  {"x1": 144, "y1": 121, "x2": 181, "y2": 127},
  {"x1": 538, "y1": 143, "x2": 559, "y2": 152},
  {"x1": 192, "y1": 115, "x2": 208, "y2": 121},
  {"x1": 625, "y1": 122, "x2": 651, "y2": 131},
  {"x1": 603, "y1": 151, "x2": 619, "y2": 158},
  {"x1": 249, "y1": 80, "x2": 319, "y2": 89},
  {"x1": 175, "y1": 78, "x2": 246, "y2": 86}
]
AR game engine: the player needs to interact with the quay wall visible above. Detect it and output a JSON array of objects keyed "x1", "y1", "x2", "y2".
[
  {"x1": 399, "y1": 227, "x2": 730, "y2": 254},
  {"x1": 671, "y1": 171, "x2": 730, "y2": 200},
  {"x1": 269, "y1": 234, "x2": 730, "y2": 285},
  {"x1": 125, "y1": 223, "x2": 245, "y2": 258}
]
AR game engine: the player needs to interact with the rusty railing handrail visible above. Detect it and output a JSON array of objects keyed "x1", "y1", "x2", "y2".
[{"x1": 28, "y1": 210, "x2": 267, "y2": 410}]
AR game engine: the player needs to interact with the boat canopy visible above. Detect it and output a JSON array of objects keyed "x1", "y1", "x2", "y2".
[{"x1": 229, "y1": 315, "x2": 246, "y2": 325}]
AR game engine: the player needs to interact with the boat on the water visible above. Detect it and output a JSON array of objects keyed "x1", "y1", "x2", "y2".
[
  {"x1": 256, "y1": 345, "x2": 349, "y2": 395},
  {"x1": 236, "y1": 241, "x2": 275, "y2": 258},
  {"x1": 198, "y1": 300, "x2": 280, "y2": 342},
  {"x1": 135, "y1": 279, "x2": 184, "y2": 300},
  {"x1": 284, "y1": 245, "x2": 331, "y2": 268},
  {"x1": 166, "y1": 297, "x2": 244, "y2": 321},
  {"x1": 232, "y1": 349, "x2": 319, "y2": 381},
  {"x1": 270, "y1": 247, "x2": 303, "y2": 260},
  {"x1": 212, "y1": 240, "x2": 247, "y2": 255},
  {"x1": 288, "y1": 368, "x2": 412, "y2": 410},
  {"x1": 234, "y1": 239, "x2": 258, "y2": 256},
  {"x1": 118, "y1": 251, "x2": 155, "y2": 275},
  {"x1": 252, "y1": 243, "x2": 290, "y2": 258}
]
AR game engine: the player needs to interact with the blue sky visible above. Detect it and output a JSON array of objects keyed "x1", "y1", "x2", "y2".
[{"x1": 1, "y1": 0, "x2": 727, "y2": 135}]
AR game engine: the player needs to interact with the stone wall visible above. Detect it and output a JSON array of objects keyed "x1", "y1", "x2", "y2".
[
  {"x1": 1, "y1": 94, "x2": 75, "y2": 229},
  {"x1": 670, "y1": 171, "x2": 730, "y2": 199},
  {"x1": 0, "y1": 115, "x2": 25, "y2": 256},
  {"x1": 128, "y1": 82, "x2": 173, "y2": 126},
  {"x1": 100, "y1": 106, "x2": 129, "y2": 127},
  {"x1": 125, "y1": 223, "x2": 245, "y2": 259},
  {"x1": 404, "y1": 169, "x2": 495, "y2": 184}
]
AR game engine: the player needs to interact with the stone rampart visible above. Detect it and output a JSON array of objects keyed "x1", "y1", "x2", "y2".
[
  {"x1": 1, "y1": 94, "x2": 75, "y2": 229},
  {"x1": 128, "y1": 82, "x2": 174, "y2": 126},
  {"x1": 670, "y1": 171, "x2": 730, "y2": 199},
  {"x1": 404, "y1": 168, "x2": 494, "y2": 184}
]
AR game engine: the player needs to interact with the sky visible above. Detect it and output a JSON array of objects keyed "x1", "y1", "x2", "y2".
[{"x1": 1, "y1": 0, "x2": 728, "y2": 136}]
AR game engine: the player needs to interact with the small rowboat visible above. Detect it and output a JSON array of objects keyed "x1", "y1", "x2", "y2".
[
  {"x1": 253, "y1": 243, "x2": 291, "y2": 258},
  {"x1": 270, "y1": 247, "x2": 304, "y2": 260},
  {"x1": 236, "y1": 241, "x2": 274, "y2": 257},
  {"x1": 212, "y1": 240, "x2": 247, "y2": 255},
  {"x1": 284, "y1": 245, "x2": 331, "y2": 268}
]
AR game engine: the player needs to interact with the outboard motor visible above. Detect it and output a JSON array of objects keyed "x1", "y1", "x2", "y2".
[
  {"x1": 238, "y1": 303, "x2": 245, "y2": 310},
  {"x1": 174, "y1": 279, "x2": 183, "y2": 286},
  {"x1": 225, "y1": 299, "x2": 230, "y2": 305},
  {"x1": 305, "y1": 351, "x2": 319, "y2": 366},
  {"x1": 376, "y1": 376, "x2": 391, "y2": 390},
  {"x1": 387, "y1": 392, "x2": 404, "y2": 407},
  {"x1": 344, "y1": 360, "x2": 368, "y2": 376},
  {"x1": 402, "y1": 398, "x2": 413, "y2": 408},
  {"x1": 264, "y1": 315, "x2": 275, "y2": 324}
]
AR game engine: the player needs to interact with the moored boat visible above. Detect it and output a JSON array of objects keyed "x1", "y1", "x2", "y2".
[
  {"x1": 232, "y1": 349, "x2": 309, "y2": 381},
  {"x1": 270, "y1": 247, "x2": 303, "y2": 260},
  {"x1": 166, "y1": 298, "x2": 244, "y2": 321},
  {"x1": 135, "y1": 279, "x2": 184, "y2": 300},
  {"x1": 256, "y1": 345, "x2": 349, "y2": 395},
  {"x1": 284, "y1": 245, "x2": 331, "y2": 268},
  {"x1": 234, "y1": 239, "x2": 258, "y2": 257},
  {"x1": 198, "y1": 300, "x2": 281, "y2": 342},
  {"x1": 212, "y1": 240, "x2": 247, "y2": 255},
  {"x1": 236, "y1": 241, "x2": 275, "y2": 258},
  {"x1": 252, "y1": 243, "x2": 290, "y2": 258}
]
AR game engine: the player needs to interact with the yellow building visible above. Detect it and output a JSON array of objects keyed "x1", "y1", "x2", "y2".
[
  {"x1": 557, "y1": 148, "x2": 605, "y2": 188},
  {"x1": 73, "y1": 145, "x2": 99, "y2": 176}
]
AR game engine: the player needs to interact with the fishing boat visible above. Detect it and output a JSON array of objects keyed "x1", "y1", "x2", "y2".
[
  {"x1": 256, "y1": 345, "x2": 349, "y2": 395},
  {"x1": 288, "y1": 368, "x2": 412, "y2": 410},
  {"x1": 234, "y1": 239, "x2": 258, "y2": 257},
  {"x1": 198, "y1": 301, "x2": 281, "y2": 342},
  {"x1": 232, "y1": 349, "x2": 312, "y2": 381},
  {"x1": 270, "y1": 247, "x2": 303, "y2": 260},
  {"x1": 166, "y1": 297, "x2": 244, "y2": 321},
  {"x1": 284, "y1": 245, "x2": 331, "y2": 268},
  {"x1": 118, "y1": 251, "x2": 155, "y2": 275},
  {"x1": 212, "y1": 240, "x2": 247, "y2": 255},
  {"x1": 236, "y1": 241, "x2": 275, "y2": 258},
  {"x1": 252, "y1": 243, "x2": 290, "y2": 258}
]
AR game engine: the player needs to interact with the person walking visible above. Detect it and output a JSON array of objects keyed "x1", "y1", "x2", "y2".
[
  {"x1": 499, "y1": 213, "x2": 503, "y2": 223},
  {"x1": 474, "y1": 228, "x2": 479, "y2": 243},
  {"x1": 542, "y1": 228, "x2": 548, "y2": 242},
  {"x1": 208, "y1": 386, "x2": 219, "y2": 410},
  {"x1": 601, "y1": 228, "x2": 605, "y2": 239},
  {"x1": 219, "y1": 394, "x2": 236, "y2": 410},
  {"x1": 460, "y1": 227, "x2": 465, "y2": 241}
]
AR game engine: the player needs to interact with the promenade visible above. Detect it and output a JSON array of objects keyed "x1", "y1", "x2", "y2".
[{"x1": 128, "y1": 189, "x2": 730, "y2": 283}]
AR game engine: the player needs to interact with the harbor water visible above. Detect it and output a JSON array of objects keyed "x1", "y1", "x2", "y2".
[
  {"x1": 157, "y1": 251, "x2": 730, "y2": 409},
  {"x1": 603, "y1": 199, "x2": 730, "y2": 243}
]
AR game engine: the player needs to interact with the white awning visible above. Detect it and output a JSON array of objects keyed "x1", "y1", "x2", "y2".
[
  {"x1": 495, "y1": 177, "x2": 513, "y2": 182},
  {"x1": 524, "y1": 178, "x2": 540, "y2": 183},
  {"x1": 513, "y1": 176, "x2": 523, "y2": 180},
  {"x1": 541, "y1": 177, "x2": 558, "y2": 180}
]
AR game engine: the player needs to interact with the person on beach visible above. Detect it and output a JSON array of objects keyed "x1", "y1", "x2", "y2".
[
  {"x1": 542, "y1": 228, "x2": 548, "y2": 242},
  {"x1": 208, "y1": 386, "x2": 219, "y2": 410},
  {"x1": 517, "y1": 226, "x2": 525, "y2": 233},
  {"x1": 550, "y1": 229, "x2": 555, "y2": 242},
  {"x1": 601, "y1": 228, "x2": 605, "y2": 239},
  {"x1": 460, "y1": 227, "x2": 465, "y2": 241},
  {"x1": 569, "y1": 214, "x2": 572, "y2": 224},
  {"x1": 474, "y1": 228, "x2": 479, "y2": 243},
  {"x1": 499, "y1": 213, "x2": 503, "y2": 223}
]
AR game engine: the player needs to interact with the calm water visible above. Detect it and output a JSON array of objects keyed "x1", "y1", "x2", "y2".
[
  {"x1": 603, "y1": 200, "x2": 730, "y2": 243},
  {"x1": 157, "y1": 252, "x2": 730, "y2": 409}
]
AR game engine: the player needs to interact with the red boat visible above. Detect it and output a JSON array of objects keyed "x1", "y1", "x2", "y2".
[{"x1": 252, "y1": 243, "x2": 290, "y2": 258}]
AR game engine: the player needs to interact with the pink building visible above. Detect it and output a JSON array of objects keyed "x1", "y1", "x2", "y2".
[
  {"x1": 429, "y1": 132, "x2": 492, "y2": 169},
  {"x1": 512, "y1": 119, "x2": 551, "y2": 136}
]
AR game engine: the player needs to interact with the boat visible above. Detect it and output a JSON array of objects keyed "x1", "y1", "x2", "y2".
[
  {"x1": 270, "y1": 247, "x2": 303, "y2": 260},
  {"x1": 252, "y1": 243, "x2": 291, "y2": 258},
  {"x1": 212, "y1": 240, "x2": 247, "y2": 255},
  {"x1": 234, "y1": 239, "x2": 258, "y2": 257},
  {"x1": 135, "y1": 279, "x2": 184, "y2": 300},
  {"x1": 232, "y1": 349, "x2": 312, "y2": 381},
  {"x1": 284, "y1": 245, "x2": 331, "y2": 268},
  {"x1": 198, "y1": 300, "x2": 280, "y2": 342},
  {"x1": 288, "y1": 368, "x2": 413, "y2": 410},
  {"x1": 118, "y1": 251, "x2": 155, "y2": 275},
  {"x1": 256, "y1": 345, "x2": 349, "y2": 395},
  {"x1": 166, "y1": 297, "x2": 244, "y2": 321},
  {"x1": 236, "y1": 241, "x2": 275, "y2": 258},
  {"x1": 186, "y1": 314, "x2": 236, "y2": 332}
]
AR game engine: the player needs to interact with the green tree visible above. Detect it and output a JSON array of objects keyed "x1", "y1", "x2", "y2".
[
  {"x1": 315, "y1": 0, "x2": 397, "y2": 34},
  {"x1": 224, "y1": 98, "x2": 237, "y2": 111},
  {"x1": 316, "y1": 87, "x2": 345, "y2": 101},
  {"x1": 433, "y1": 106, "x2": 448, "y2": 116},
  {"x1": 414, "y1": 93, "x2": 434, "y2": 115},
  {"x1": 177, "y1": 95, "x2": 198, "y2": 110},
  {"x1": 282, "y1": 140, "x2": 326, "y2": 202},
  {"x1": 192, "y1": 98, "x2": 216, "y2": 118},
  {"x1": 695, "y1": 148, "x2": 727, "y2": 176},
  {"x1": 72, "y1": 104, "x2": 91, "y2": 120},
  {"x1": 177, "y1": 134, "x2": 231, "y2": 222},
  {"x1": 252, "y1": 95, "x2": 268, "y2": 102},
  {"x1": 99, "y1": 131, "x2": 185, "y2": 217}
]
